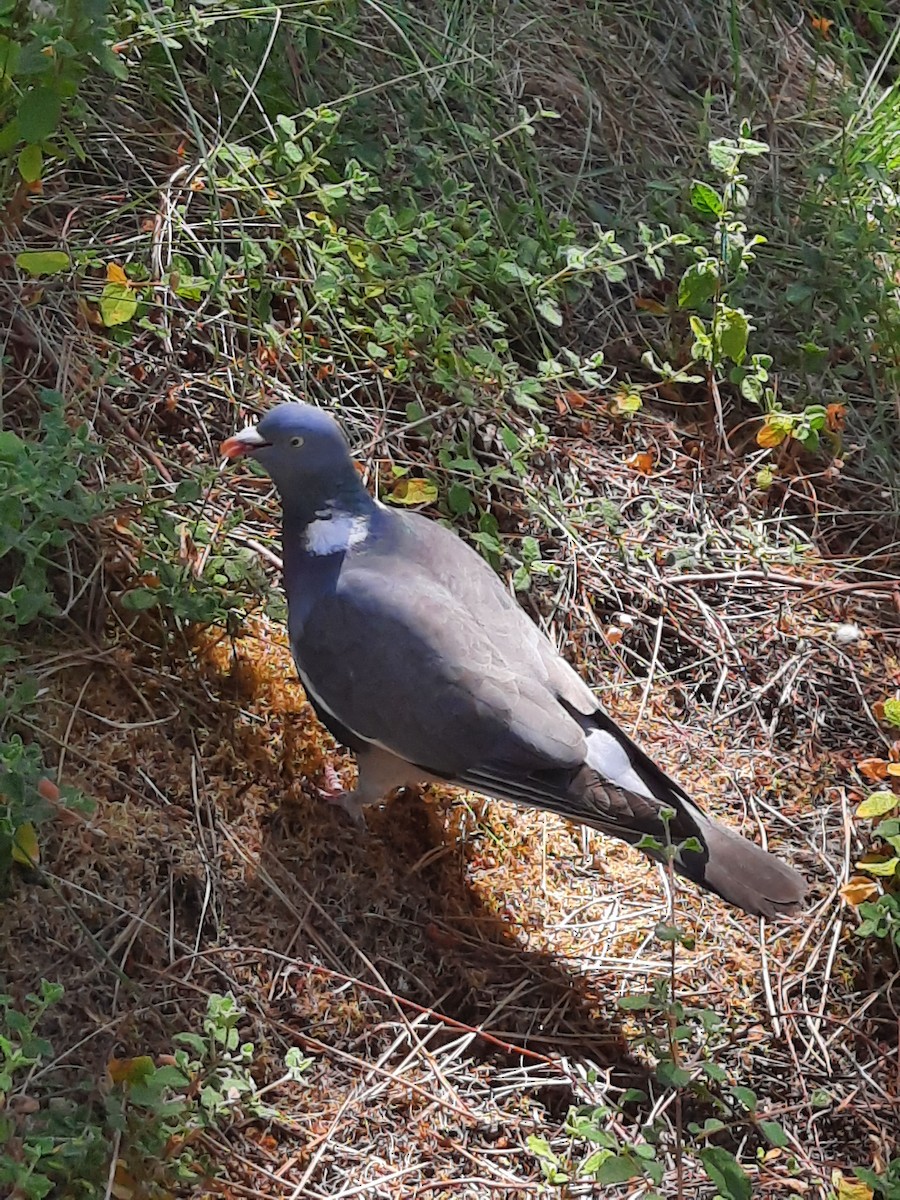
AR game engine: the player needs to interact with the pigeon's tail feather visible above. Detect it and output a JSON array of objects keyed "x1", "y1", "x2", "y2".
[
  {"x1": 572, "y1": 710, "x2": 807, "y2": 919},
  {"x1": 674, "y1": 817, "x2": 808, "y2": 919}
]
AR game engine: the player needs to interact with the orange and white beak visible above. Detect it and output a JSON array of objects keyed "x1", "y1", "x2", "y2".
[{"x1": 220, "y1": 425, "x2": 269, "y2": 459}]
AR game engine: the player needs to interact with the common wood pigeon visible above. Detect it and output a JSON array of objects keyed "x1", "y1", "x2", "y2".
[{"x1": 221, "y1": 402, "x2": 807, "y2": 918}]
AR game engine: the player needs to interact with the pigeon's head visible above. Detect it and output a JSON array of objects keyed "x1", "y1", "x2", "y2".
[{"x1": 221, "y1": 402, "x2": 356, "y2": 499}]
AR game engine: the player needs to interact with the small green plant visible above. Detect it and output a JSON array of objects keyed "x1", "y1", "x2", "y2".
[
  {"x1": 0, "y1": 986, "x2": 312, "y2": 1198},
  {"x1": 674, "y1": 123, "x2": 770, "y2": 392},
  {"x1": 0, "y1": 390, "x2": 113, "y2": 642},
  {"x1": 529, "y1": 814, "x2": 792, "y2": 1196},
  {"x1": 850, "y1": 790, "x2": 900, "y2": 952},
  {"x1": 667, "y1": 123, "x2": 833, "y2": 453},
  {"x1": 119, "y1": 473, "x2": 273, "y2": 629},
  {"x1": 0, "y1": 0, "x2": 126, "y2": 194}
]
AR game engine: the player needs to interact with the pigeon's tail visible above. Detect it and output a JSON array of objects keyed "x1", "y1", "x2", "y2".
[{"x1": 570, "y1": 710, "x2": 808, "y2": 919}]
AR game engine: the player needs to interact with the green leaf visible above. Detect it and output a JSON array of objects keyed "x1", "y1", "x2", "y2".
[
  {"x1": 17, "y1": 143, "x2": 42, "y2": 183},
  {"x1": 690, "y1": 181, "x2": 723, "y2": 217},
  {"x1": 858, "y1": 856, "x2": 899, "y2": 877},
  {"x1": 99, "y1": 282, "x2": 138, "y2": 327},
  {"x1": 18, "y1": 87, "x2": 62, "y2": 142},
  {"x1": 678, "y1": 259, "x2": 719, "y2": 309},
  {"x1": 699, "y1": 1146, "x2": 751, "y2": 1200},
  {"x1": 857, "y1": 792, "x2": 899, "y2": 819},
  {"x1": 617, "y1": 993, "x2": 653, "y2": 1011},
  {"x1": 730, "y1": 1085, "x2": 757, "y2": 1111},
  {"x1": 759, "y1": 1120, "x2": 789, "y2": 1148},
  {"x1": 447, "y1": 483, "x2": 472, "y2": 516},
  {"x1": 655, "y1": 1060, "x2": 692, "y2": 1088},
  {"x1": 717, "y1": 307, "x2": 750, "y2": 364},
  {"x1": 121, "y1": 588, "x2": 160, "y2": 612},
  {"x1": 593, "y1": 1155, "x2": 639, "y2": 1184},
  {"x1": 536, "y1": 296, "x2": 563, "y2": 327},
  {"x1": 882, "y1": 698, "x2": 900, "y2": 727},
  {"x1": 16, "y1": 250, "x2": 70, "y2": 277}
]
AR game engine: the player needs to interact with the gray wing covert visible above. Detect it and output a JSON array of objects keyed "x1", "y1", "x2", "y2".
[{"x1": 291, "y1": 554, "x2": 586, "y2": 778}]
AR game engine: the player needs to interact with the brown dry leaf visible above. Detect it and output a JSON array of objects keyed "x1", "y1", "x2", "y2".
[
  {"x1": 177, "y1": 525, "x2": 203, "y2": 577},
  {"x1": 106, "y1": 262, "x2": 128, "y2": 285},
  {"x1": 858, "y1": 758, "x2": 889, "y2": 781},
  {"x1": 757, "y1": 422, "x2": 788, "y2": 448},
  {"x1": 635, "y1": 296, "x2": 669, "y2": 314},
  {"x1": 873, "y1": 700, "x2": 886, "y2": 722},
  {"x1": 565, "y1": 389, "x2": 587, "y2": 409},
  {"x1": 839, "y1": 877, "x2": 880, "y2": 907},
  {"x1": 826, "y1": 402, "x2": 846, "y2": 431},
  {"x1": 625, "y1": 450, "x2": 654, "y2": 474},
  {"x1": 111, "y1": 1162, "x2": 138, "y2": 1200},
  {"x1": 606, "y1": 627, "x2": 623, "y2": 647},
  {"x1": 37, "y1": 777, "x2": 60, "y2": 803}
]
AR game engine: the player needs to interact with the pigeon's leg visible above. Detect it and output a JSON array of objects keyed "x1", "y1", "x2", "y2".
[
  {"x1": 317, "y1": 762, "x2": 368, "y2": 827},
  {"x1": 317, "y1": 747, "x2": 423, "y2": 826}
]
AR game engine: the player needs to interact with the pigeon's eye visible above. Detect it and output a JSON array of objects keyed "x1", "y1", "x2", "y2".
[{"x1": 290, "y1": 436, "x2": 304, "y2": 447}]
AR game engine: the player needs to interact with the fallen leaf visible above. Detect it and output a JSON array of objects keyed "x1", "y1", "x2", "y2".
[
  {"x1": 625, "y1": 450, "x2": 654, "y2": 474},
  {"x1": 564, "y1": 390, "x2": 587, "y2": 409},
  {"x1": 858, "y1": 758, "x2": 889, "y2": 780},
  {"x1": 811, "y1": 15, "x2": 834, "y2": 38},
  {"x1": 826, "y1": 402, "x2": 846, "y2": 431},
  {"x1": 635, "y1": 296, "x2": 669, "y2": 314},
  {"x1": 37, "y1": 777, "x2": 60, "y2": 803},
  {"x1": 839, "y1": 877, "x2": 880, "y2": 906},
  {"x1": 831, "y1": 1170, "x2": 873, "y2": 1200},
  {"x1": 106, "y1": 262, "x2": 128, "y2": 285}
]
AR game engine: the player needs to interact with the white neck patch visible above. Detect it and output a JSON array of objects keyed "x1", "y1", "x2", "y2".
[{"x1": 304, "y1": 510, "x2": 370, "y2": 556}]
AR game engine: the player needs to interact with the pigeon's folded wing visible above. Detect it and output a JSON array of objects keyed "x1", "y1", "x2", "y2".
[{"x1": 290, "y1": 555, "x2": 587, "y2": 780}]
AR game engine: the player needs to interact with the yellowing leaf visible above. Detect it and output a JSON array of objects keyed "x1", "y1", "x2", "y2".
[
  {"x1": 831, "y1": 1170, "x2": 873, "y2": 1200},
  {"x1": 757, "y1": 421, "x2": 788, "y2": 448},
  {"x1": 107, "y1": 1055, "x2": 155, "y2": 1086},
  {"x1": 388, "y1": 478, "x2": 438, "y2": 506},
  {"x1": 856, "y1": 791, "x2": 899, "y2": 819},
  {"x1": 346, "y1": 239, "x2": 369, "y2": 269},
  {"x1": 99, "y1": 282, "x2": 138, "y2": 327},
  {"x1": 857, "y1": 855, "x2": 900, "y2": 876},
  {"x1": 106, "y1": 262, "x2": 128, "y2": 285},
  {"x1": 839, "y1": 877, "x2": 879, "y2": 906},
  {"x1": 12, "y1": 821, "x2": 39, "y2": 867},
  {"x1": 16, "y1": 250, "x2": 70, "y2": 276}
]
